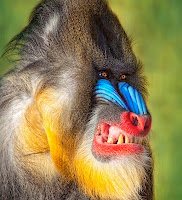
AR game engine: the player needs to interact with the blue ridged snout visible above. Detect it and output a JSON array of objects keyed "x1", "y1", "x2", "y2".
[{"x1": 94, "y1": 79, "x2": 147, "y2": 115}]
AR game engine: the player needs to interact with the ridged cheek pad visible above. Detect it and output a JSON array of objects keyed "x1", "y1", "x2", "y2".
[{"x1": 94, "y1": 79, "x2": 147, "y2": 115}]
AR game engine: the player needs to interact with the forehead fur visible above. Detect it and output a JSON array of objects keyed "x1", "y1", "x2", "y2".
[{"x1": 6, "y1": 0, "x2": 136, "y2": 69}]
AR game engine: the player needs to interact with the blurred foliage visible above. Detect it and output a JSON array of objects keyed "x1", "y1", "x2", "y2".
[{"x1": 0, "y1": 0, "x2": 182, "y2": 199}]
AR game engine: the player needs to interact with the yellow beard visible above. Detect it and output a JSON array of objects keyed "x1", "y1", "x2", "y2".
[{"x1": 74, "y1": 138, "x2": 151, "y2": 200}]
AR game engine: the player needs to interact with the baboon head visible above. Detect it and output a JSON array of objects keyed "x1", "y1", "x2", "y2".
[{"x1": 0, "y1": 0, "x2": 153, "y2": 200}]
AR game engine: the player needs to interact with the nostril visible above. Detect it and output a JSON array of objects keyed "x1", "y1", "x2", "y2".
[
  {"x1": 129, "y1": 112, "x2": 151, "y2": 130},
  {"x1": 132, "y1": 116, "x2": 139, "y2": 126},
  {"x1": 130, "y1": 113, "x2": 139, "y2": 127},
  {"x1": 121, "y1": 112, "x2": 152, "y2": 136}
]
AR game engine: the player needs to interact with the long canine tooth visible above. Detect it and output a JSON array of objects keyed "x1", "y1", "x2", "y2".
[
  {"x1": 125, "y1": 136, "x2": 130, "y2": 143},
  {"x1": 107, "y1": 137, "x2": 114, "y2": 144},
  {"x1": 117, "y1": 135, "x2": 124, "y2": 144}
]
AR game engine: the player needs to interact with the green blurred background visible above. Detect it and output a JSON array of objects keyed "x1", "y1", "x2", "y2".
[{"x1": 0, "y1": 0, "x2": 181, "y2": 199}]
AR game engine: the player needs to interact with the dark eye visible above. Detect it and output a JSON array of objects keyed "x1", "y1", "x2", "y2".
[
  {"x1": 120, "y1": 74, "x2": 126, "y2": 80},
  {"x1": 99, "y1": 71, "x2": 108, "y2": 78}
]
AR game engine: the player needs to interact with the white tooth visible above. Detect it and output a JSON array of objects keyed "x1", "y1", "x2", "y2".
[
  {"x1": 107, "y1": 137, "x2": 114, "y2": 144},
  {"x1": 117, "y1": 135, "x2": 124, "y2": 144},
  {"x1": 125, "y1": 136, "x2": 130, "y2": 143},
  {"x1": 130, "y1": 137, "x2": 133, "y2": 143}
]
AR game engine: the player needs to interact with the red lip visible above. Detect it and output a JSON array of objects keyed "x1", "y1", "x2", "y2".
[
  {"x1": 92, "y1": 129, "x2": 144, "y2": 158},
  {"x1": 92, "y1": 112, "x2": 151, "y2": 158}
]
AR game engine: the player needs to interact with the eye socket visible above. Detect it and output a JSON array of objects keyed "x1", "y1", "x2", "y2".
[
  {"x1": 120, "y1": 74, "x2": 126, "y2": 80},
  {"x1": 98, "y1": 71, "x2": 108, "y2": 78}
]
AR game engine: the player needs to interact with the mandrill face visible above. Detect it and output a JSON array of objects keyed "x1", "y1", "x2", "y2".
[
  {"x1": 72, "y1": 59, "x2": 153, "y2": 200},
  {"x1": 92, "y1": 79, "x2": 151, "y2": 158}
]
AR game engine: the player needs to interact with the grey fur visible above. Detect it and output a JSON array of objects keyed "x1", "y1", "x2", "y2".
[{"x1": 0, "y1": 0, "x2": 153, "y2": 199}]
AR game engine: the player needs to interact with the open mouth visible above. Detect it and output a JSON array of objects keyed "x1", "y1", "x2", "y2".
[
  {"x1": 92, "y1": 112, "x2": 151, "y2": 158},
  {"x1": 92, "y1": 122, "x2": 147, "y2": 158}
]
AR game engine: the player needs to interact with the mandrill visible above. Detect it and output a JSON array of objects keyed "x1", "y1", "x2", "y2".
[{"x1": 0, "y1": 0, "x2": 153, "y2": 199}]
